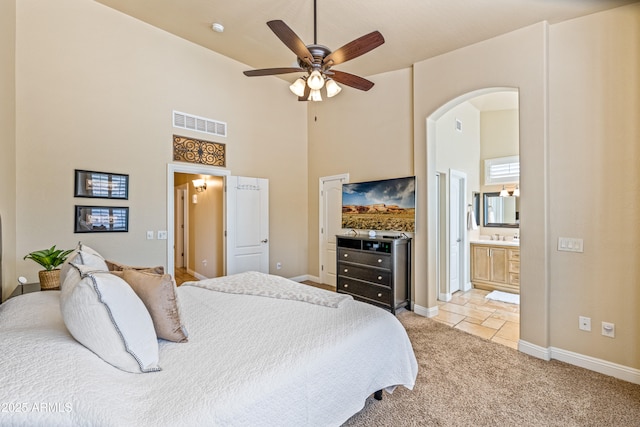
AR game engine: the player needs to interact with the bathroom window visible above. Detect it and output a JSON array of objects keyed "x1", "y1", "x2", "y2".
[{"x1": 484, "y1": 156, "x2": 520, "y2": 185}]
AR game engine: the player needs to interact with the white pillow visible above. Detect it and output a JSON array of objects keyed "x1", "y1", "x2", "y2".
[
  {"x1": 60, "y1": 263, "x2": 160, "y2": 373},
  {"x1": 60, "y1": 242, "x2": 108, "y2": 285}
]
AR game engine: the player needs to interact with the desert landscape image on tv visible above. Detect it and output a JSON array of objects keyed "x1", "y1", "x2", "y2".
[{"x1": 342, "y1": 177, "x2": 416, "y2": 232}]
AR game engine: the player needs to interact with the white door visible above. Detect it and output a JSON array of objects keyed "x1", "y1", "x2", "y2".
[
  {"x1": 319, "y1": 174, "x2": 348, "y2": 286},
  {"x1": 226, "y1": 176, "x2": 269, "y2": 275},
  {"x1": 448, "y1": 170, "x2": 466, "y2": 294}
]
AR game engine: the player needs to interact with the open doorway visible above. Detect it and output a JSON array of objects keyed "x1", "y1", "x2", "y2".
[
  {"x1": 431, "y1": 88, "x2": 521, "y2": 349},
  {"x1": 173, "y1": 173, "x2": 224, "y2": 284}
]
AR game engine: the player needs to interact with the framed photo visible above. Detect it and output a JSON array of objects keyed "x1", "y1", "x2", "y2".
[
  {"x1": 74, "y1": 170, "x2": 129, "y2": 200},
  {"x1": 74, "y1": 205, "x2": 129, "y2": 233}
]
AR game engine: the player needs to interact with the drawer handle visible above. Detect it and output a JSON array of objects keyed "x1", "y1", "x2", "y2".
[
  {"x1": 377, "y1": 275, "x2": 382, "y2": 280},
  {"x1": 377, "y1": 293, "x2": 383, "y2": 298},
  {"x1": 343, "y1": 284, "x2": 348, "y2": 288},
  {"x1": 377, "y1": 259, "x2": 382, "y2": 263},
  {"x1": 344, "y1": 269, "x2": 348, "y2": 273},
  {"x1": 344, "y1": 254, "x2": 349, "y2": 258}
]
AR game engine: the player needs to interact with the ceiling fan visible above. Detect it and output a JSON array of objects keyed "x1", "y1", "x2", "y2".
[{"x1": 243, "y1": 0, "x2": 385, "y2": 101}]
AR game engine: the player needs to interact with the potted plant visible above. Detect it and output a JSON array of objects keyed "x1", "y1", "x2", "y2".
[{"x1": 24, "y1": 245, "x2": 74, "y2": 290}]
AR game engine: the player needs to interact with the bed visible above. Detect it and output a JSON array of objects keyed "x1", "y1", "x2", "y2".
[{"x1": 0, "y1": 269, "x2": 418, "y2": 426}]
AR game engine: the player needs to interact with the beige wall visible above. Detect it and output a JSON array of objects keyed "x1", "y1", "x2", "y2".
[
  {"x1": 435, "y1": 100, "x2": 481, "y2": 207},
  {"x1": 548, "y1": 5, "x2": 639, "y2": 368},
  {"x1": 0, "y1": 0, "x2": 16, "y2": 301},
  {"x1": 479, "y1": 108, "x2": 520, "y2": 235},
  {"x1": 306, "y1": 68, "x2": 413, "y2": 277},
  {"x1": 12, "y1": 0, "x2": 308, "y2": 288}
]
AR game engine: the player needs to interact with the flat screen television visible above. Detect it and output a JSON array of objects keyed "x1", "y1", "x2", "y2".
[{"x1": 341, "y1": 176, "x2": 416, "y2": 233}]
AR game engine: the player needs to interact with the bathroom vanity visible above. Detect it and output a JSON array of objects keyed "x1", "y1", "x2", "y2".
[{"x1": 470, "y1": 241, "x2": 520, "y2": 294}]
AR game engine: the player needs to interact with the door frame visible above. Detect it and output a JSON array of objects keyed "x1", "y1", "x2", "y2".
[
  {"x1": 175, "y1": 184, "x2": 189, "y2": 269},
  {"x1": 448, "y1": 169, "x2": 469, "y2": 298},
  {"x1": 319, "y1": 173, "x2": 349, "y2": 285},
  {"x1": 166, "y1": 163, "x2": 230, "y2": 278}
]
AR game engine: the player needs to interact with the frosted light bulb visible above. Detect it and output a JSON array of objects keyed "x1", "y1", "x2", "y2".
[{"x1": 307, "y1": 70, "x2": 325, "y2": 90}]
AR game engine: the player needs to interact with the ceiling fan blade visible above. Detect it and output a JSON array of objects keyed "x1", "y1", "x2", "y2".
[
  {"x1": 323, "y1": 31, "x2": 385, "y2": 66},
  {"x1": 267, "y1": 20, "x2": 314, "y2": 66},
  {"x1": 331, "y1": 70, "x2": 375, "y2": 91},
  {"x1": 243, "y1": 67, "x2": 304, "y2": 77}
]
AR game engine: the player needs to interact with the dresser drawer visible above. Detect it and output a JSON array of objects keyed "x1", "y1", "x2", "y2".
[
  {"x1": 508, "y1": 249, "x2": 520, "y2": 261},
  {"x1": 338, "y1": 248, "x2": 391, "y2": 269},
  {"x1": 338, "y1": 262, "x2": 391, "y2": 286},
  {"x1": 338, "y1": 278, "x2": 391, "y2": 306}
]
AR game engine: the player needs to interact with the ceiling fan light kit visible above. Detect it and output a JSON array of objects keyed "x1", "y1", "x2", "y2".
[
  {"x1": 289, "y1": 77, "x2": 307, "y2": 97},
  {"x1": 243, "y1": 0, "x2": 384, "y2": 102}
]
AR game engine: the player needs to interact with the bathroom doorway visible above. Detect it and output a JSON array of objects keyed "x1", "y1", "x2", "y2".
[{"x1": 431, "y1": 88, "x2": 521, "y2": 349}]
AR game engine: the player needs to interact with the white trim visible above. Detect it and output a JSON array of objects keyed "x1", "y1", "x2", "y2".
[
  {"x1": 166, "y1": 163, "x2": 230, "y2": 278},
  {"x1": 438, "y1": 292, "x2": 452, "y2": 302},
  {"x1": 518, "y1": 340, "x2": 551, "y2": 361},
  {"x1": 414, "y1": 304, "x2": 438, "y2": 318},
  {"x1": 550, "y1": 347, "x2": 640, "y2": 385},
  {"x1": 518, "y1": 341, "x2": 640, "y2": 385},
  {"x1": 290, "y1": 274, "x2": 322, "y2": 283}
]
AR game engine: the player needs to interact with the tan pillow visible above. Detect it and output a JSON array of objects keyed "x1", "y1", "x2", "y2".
[
  {"x1": 122, "y1": 270, "x2": 188, "y2": 343},
  {"x1": 106, "y1": 259, "x2": 164, "y2": 275}
]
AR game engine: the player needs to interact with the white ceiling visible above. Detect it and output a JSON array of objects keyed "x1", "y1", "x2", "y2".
[{"x1": 95, "y1": 0, "x2": 636, "y2": 90}]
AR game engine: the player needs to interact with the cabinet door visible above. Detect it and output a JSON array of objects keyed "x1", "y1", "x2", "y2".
[
  {"x1": 489, "y1": 247, "x2": 508, "y2": 284},
  {"x1": 472, "y1": 246, "x2": 491, "y2": 281}
]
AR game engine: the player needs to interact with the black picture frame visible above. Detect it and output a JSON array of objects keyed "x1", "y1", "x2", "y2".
[
  {"x1": 74, "y1": 205, "x2": 129, "y2": 233},
  {"x1": 74, "y1": 170, "x2": 129, "y2": 200}
]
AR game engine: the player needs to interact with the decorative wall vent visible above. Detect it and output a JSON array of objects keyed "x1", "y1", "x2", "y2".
[
  {"x1": 173, "y1": 135, "x2": 225, "y2": 167},
  {"x1": 173, "y1": 110, "x2": 227, "y2": 138}
]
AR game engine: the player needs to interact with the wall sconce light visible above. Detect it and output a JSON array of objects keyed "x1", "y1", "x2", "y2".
[
  {"x1": 499, "y1": 184, "x2": 520, "y2": 197},
  {"x1": 192, "y1": 178, "x2": 207, "y2": 192}
]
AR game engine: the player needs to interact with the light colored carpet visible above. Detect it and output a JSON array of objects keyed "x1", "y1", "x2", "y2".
[
  {"x1": 343, "y1": 311, "x2": 640, "y2": 426},
  {"x1": 485, "y1": 290, "x2": 520, "y2": 305}
]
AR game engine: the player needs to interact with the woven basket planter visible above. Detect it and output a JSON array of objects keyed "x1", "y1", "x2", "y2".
[{"x1": 39, "y1": 269, "x2": 61, "y2": 290}]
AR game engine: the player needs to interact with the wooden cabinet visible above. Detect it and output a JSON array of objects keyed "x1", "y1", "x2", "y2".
[
  {"x1": 336, "y1": 235, "x2": 411, "y2": 314},
  {"x1": 471, "y1": 243, "x2": 520, "y2": 294}
]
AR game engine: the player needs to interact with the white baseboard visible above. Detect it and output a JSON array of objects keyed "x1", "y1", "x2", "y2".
[
  {"x1": 414, "y1": 303, "x2": 438, "y2": 318},
  {"x1": 185, "y1": 268, "x2": 208, "y2": 281},
  {"x1": 550, "y1": 346, "x2": 640, "y2": 385},
  {"x1": 290, "y1": 274, "x2": 321, "y2": 283},
  {"x1": 438, "y1": 292, "x2": 451, "y2": 302},
  {"x1": 518, "y1": 340, "x2": 551, "y2": 361},
  {"x1": 519, "y1": 340, "x2": 640, "y2": 385}
]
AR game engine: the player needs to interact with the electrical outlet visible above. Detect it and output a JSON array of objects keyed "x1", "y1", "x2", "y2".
[
  {"x1": 579, "y1": 316, "x2": 591, "y2": 332},
  {"x1": 157, "y1": 230, "x2": 167, "y2": 240},
  {"x1": 602, "y1": 322, "x2": 615, "y2": 338},
  {"x1": 146, "y1": 231, "x2": 154, "y2": 240},
  {"x1": 276, "y1": 262, "x2": 282, "y2": 270}
]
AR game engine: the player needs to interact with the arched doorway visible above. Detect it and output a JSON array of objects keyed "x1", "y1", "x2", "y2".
[{"x1": 429, "y1": 88, "x2": 521, "y2": 348}]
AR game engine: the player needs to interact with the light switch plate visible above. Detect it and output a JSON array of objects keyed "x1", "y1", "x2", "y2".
[{"x1": 558, "y1": 237, "x2": 583, "y2": 253}]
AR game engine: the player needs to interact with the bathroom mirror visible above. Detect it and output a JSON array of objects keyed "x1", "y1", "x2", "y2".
[{"x1": 483, "y1": 192, "x2": 519, "y2": 228}]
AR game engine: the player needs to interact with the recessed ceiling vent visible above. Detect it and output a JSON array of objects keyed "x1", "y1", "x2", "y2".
[{"x1": 173, "y1": 110, "x2": 227, "y2": 138}]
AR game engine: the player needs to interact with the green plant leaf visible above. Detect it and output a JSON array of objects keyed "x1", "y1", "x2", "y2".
[{"x1": 24, "y1": 245, "x2": 74, "y2": 271}]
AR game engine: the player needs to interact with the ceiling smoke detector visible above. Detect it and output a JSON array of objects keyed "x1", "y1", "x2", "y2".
[{"x1": 211, "y1": 23, "x2": 224, "y2": 33}]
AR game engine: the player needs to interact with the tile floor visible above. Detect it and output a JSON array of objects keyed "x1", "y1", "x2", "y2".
[{"x1": 433, "y1": 288, "x2": 520, "y2": 349}]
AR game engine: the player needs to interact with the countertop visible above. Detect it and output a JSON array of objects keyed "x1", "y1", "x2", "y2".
[{"x1": 470, "y1": 239, "x2": 520, "y2": 247}]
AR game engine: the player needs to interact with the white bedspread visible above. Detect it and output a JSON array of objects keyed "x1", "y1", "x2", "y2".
[{"x1": 0, "y1": 276, "x2": 417, "y2": 426}]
